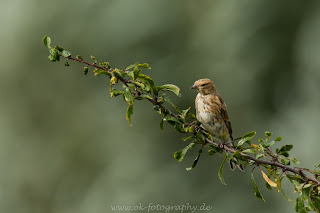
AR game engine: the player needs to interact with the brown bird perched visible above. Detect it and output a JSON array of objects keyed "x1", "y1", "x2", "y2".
[{"x1": 191, "y1": 79, "x2": 243, "y2": 171}]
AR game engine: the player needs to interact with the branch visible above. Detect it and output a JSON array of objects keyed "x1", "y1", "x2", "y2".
[{"x1": 42, "y1": 35, "x2": 320, "y2": 212}]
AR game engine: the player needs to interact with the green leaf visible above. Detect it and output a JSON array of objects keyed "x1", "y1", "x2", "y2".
[
  {"x1": 126, "y1": 62, "x2": 139, "y2": 70},
  {"x1": 164, "y1": 97, "x2": 181, "y2": 113},
  {"x1": 265, "y1": 182, "x2": 273, "y2": 190},
  {"x1": 312, "y1": 196, "x2": 320, "y2": 212},
  {"x1": 218, "y1": 156, "x2": 227, "y2": 185},
  {"x1": 243, "y1": 149, "x2": 258, "y2": 154},
  {"x1": 237, "y1": 131, "x2": 256, "y2": 146},
  {"x1": 64, "y1": 60, "x2": 70, "y2": 66},
  {"x1": 127, "y1": 71, "x2": 135, "y2": 80},
  {"x1": 295, "y1": 195, "x2": 308, "y2": 213},
  {"x1": 137, "y1": 63, "x2": 151, "y2": 69},
  {"x1": 133, "y1": 82, "x2": 145, "y2": 90},
  {"x1": 110, "y1": 89, "x2": 123, "y2": 97},
  {"x1": 181, "y1": 107, "x2": 191, "y2": 118},
  {"x1": 135, "y1": 94, "x2": 152, "y2": 100},
  {"x1": 186, "y1": 149, "x2": 202, "y2": 171},
  {"x1": 61, "y1": 50, "x2": 71, "y2": 57},
  {"x1": 123, "y1": 88, "x2": 133, "y2": 105},
  {"x1": 43, "y1": 35, "x2": 51, "y2": 49},
  {"x1": 208, "y1": 149, "x2": 216, "y2": 156},
  {"x1": 291, "y1": 158, "x2": 300, "y2": 165},
  {"x1": 163, "y1": 115, "x2": 181, "y2": 126},
  {"x1": 280, "y1": 189, "x2": 292, "y2": 202},
  {"x1": 156, "y1": 84, "x2": 180, "y2": 96},
  {"x1": 133, "y1": 66, "x2": 142, "y2": 79},
  {"x1": 280, "y1": 144, "x2": 293, "y2": 152},
  {"x1": 159, "y1": 118, "x2": 164, "y2": 130},
  {"x1": 83, "y1": 66, "x2": 88, "y2": 75},
  {"x1": 275, "y1": 136, "x2": 282, "y2": 142},
  {"x1": 280, "y1": 156, "x2": 290, "y2": 165},
  {"x1": 48, "y1": 48, "x2": 60, "y2": 61},
  {"x1": 137, "y1": 74, "x2": 154, "y2": 88},
  {"x1": 93, "y1": 69, "x2": 111, "y2": 77},
  {"x1": 265, "y1": 131, "x2": 272, "y2": 139},
  {"x1": 280, "y1": 151, "x2": 289, "y2": 157},
  {"x1": 76, "y1": 55, "x2": 83, "y2": 60},
  {"x1": 126, "y1": 105, "x2": 133, "y2": 126},
  {"x1": 174, "y1": 142, "x2": 195, "y2": 162},
  {"x1": 182, "y1": 135, "x2": 194, "y2": 141},
  {"x1": 113, "y1": 69, "x2": 124, "y2": 78},
  {"x1": 259, "y1": 144, "x2": 265, "y2": 153},
  {"x1": 208, "y1": 145, "x2": 222, "y2": 153},
  {"x1": 251, "y1": 173, "x2": 265, "y2": 202}
]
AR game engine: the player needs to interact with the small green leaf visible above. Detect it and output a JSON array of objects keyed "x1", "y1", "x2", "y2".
[
  {"x1": 156, "y1": 84, "x2": 180, "y2": 96},
  {"x1": 312, "y1": 196, "x2": 320, "y2": 212},
  {"x1": 64, "y1": 60, "x2": 70, "y2": 66},
  {"x1": 259, "y1": 144, "x2": 265, "y2": 153},
  {"x1": 133, "y1": 66, "x2": 142, "y2": 79},
  {"x1": 182, "y1": 135, "x2": 194, "y2": 141},
  {"x1": 126, "y1": 105, "x2": 133, "y2": 126},
  {"x1": 94, "y1": 69, "x2": 111, "y2": 77},
  {"x1": 208, "y1": 145, "x2": 222, "y2": 153},
  {"x1": 265, "y1": 131, "x2": 272, "y2": 139},
  {"x1": 280, "y1": 189, "x2": 292, "y2": 202},
  {"x1": 186, "y1": 149, "x2": 202, "y2": 171},
  {"x1": 137, "y1": 63, "x2": 151, "y2": 69},
  {"x1": 181, "y1": 107, "x2": 191, "y2": 118},
  {"x1": 135, "y1": 94, "x2": 152, "y2": 100},
  {"x1": 242, "y1": 149, "x2": 258, "y2": 154},
  {"x1": 280, "y1": 144, "x2": 293, "y2": 152},
  {"x1": 48, "y1": 48, "x2": 60, "y2": 61},
  {"x1": 280, "y1": 156, "x2": 290, "y2": 165},
  {"x1": 237, "y1": 131, "x2": 256, "y2": 146},
  {"x1": 164, "y1": 97, "x2": 181, "y2": 113},
  {"x1": 280, "y1": 151, "x2": 289, "y2": 157},
  {"x1": 174, "y1": 142, "x2": 195, "y2": 162},
  {"x1": 90, "y1": 55, "x2": 96, "y2": 61},
  {"x1": 265, "y1": 182, "x2": 273, "y2": 190},
  {"x1": 133, "y1": 82, "x2": 145, "y2": 90},
  {"x1": 127, "y1": 71, "x2": 135, "y2": 80},
  {"x1": 126, "y1": 63, "x2": 139, "y2": 70},
  {"x1": 43, "y1": 35, "x2": 51, "y2": 49},
  {"x1": 137, "y1": 74, "x2": 154, "y2": 88},
  {"x1": 291, "y1": 158, "x2": 300, "y2": 165},
  {"x1": 110, "y1": 89, "x2": 123, "y2": 97},
  {"x1": 160, "y1": 118, "x2": 164, "y2": 130},
  {"x1": 251, "y1": 173, "x2": 265, "y2": 202},
  {"x1": 61, "y1": 50, "x2": 71, "y2": 57},
  {"x1": 83, "y1": 67, "x2": 88, "y2": 75},
  {"x1": 295, "y1": 195, "x2": 308, "y2": 213},
  {"x1": 275, "y1": 136, "x2": 282, "y2": 142},
  {"x1": 208, "y1": 150, "x2": 216, "y2": 156},
  {"x1": 76, "y1": 55, "x2": 83, "y2": 60},
  {"x1": 218, "y1": 156, "x2": 227, "y2": 185},
  {"x1": 123, "y1": 88, "x2": 133, "y2": 105},
  {"x1": 113, "y1": 69, "x2": 124, "y2": 78}
]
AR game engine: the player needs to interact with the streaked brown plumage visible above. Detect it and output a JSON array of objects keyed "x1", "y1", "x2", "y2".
[
  {"x1": 191, "y1": 79, "x2": 233, "y2": 142},
  {"x1": 191, "y1": 79, "x2": 243, "y2": 171}
]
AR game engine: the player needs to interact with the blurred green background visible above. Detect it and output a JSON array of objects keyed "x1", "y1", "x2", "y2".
[{"x1": 1, "y1": 0, "x2": 320, "y2": 212}]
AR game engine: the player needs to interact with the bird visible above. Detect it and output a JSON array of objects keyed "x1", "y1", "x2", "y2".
[{"x1": 191, "y1": 78, "x2": 243, "y2": 171}]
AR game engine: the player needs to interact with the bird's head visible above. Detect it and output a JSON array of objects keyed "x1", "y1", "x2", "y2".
[{"x1": 190, "y1": 79, "x2": 216, "y2": 95}]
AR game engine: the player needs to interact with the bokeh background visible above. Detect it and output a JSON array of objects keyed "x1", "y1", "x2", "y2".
[{"x1": 1, "y1": 0, "x2": 320, "y2": 212}]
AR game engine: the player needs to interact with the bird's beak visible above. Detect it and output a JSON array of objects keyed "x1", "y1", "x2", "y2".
[{"x1": 190, "y1": 84, "x2": 197, "y2": 90}]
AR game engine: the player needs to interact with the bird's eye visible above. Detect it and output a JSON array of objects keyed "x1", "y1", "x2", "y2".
[{"x1": 201, "y1": 83, "x2": 208, "y2": 87}]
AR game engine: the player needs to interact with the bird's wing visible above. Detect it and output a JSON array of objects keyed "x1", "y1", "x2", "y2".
[{"x1": 217, "y1": 95, "x2": 233, "y2": 140}]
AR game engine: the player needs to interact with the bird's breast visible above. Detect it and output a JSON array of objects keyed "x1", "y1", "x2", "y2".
[{"x1": 195, "y1": 94, "x2": 228, "y2": 139}]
